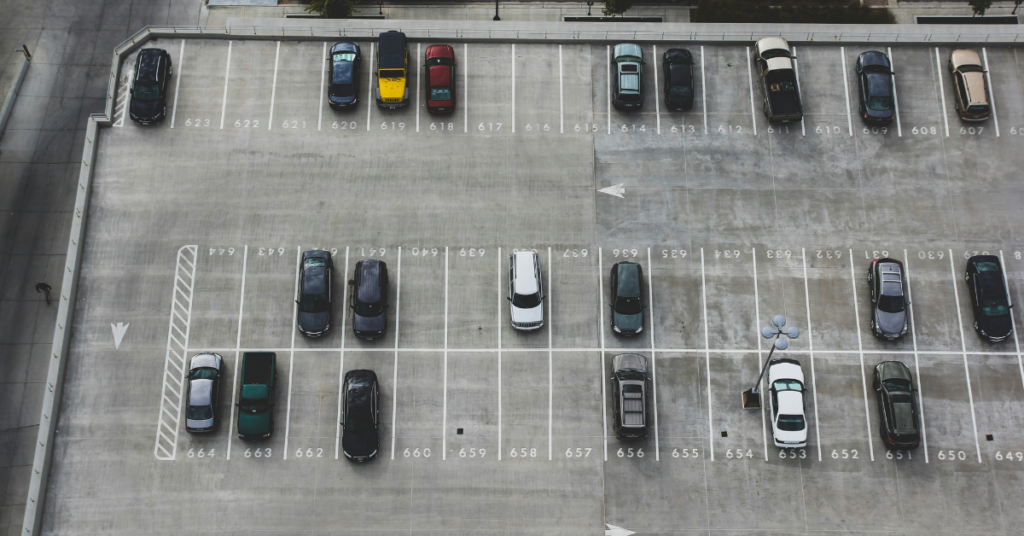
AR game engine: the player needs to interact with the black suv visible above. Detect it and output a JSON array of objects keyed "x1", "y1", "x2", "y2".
[
  {"x1": 611, "y1": 43, "x2": 644, "y2": 111},
  {"x1": 342, "y1": 369, "x2": 379, "y2": 461},
  {"x1": 129, "y1": 48, "x2": 172, "y2": 125},
  {"x1": 610, "y1": 262, "x2": 645, "y2": 336},
  {"x1": 611, "y1": 353, "x2": 649, "y2": 440},
  {"x1": 328, "y1": 41, "x2": 361, "y2": 110},
  {"x1": 867, "y1": 258, "x2": 909, "y2": 340},
  {"x1": 873, "y1": 361, "x2": 921, "y2": 449},
  {"x1": 351, "y1": 259, "x2": 389, "y2": 340},
  {"x1": 965, "y1": 255, "x2": 1013, "y2": 342},
  {"x1": 297, "y1": 250, "x2": 333, "y2": 337},
  {"x1": 662, "y1": 48, "x2": 694, "y2": 111}
]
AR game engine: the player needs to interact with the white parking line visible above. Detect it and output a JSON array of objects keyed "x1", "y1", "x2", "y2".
[
  {"x1": 219, "y1": 41, "x2": 232, "y2": 129},
  {"x1": 170, "y1": 40, "x2": 184, "y2": 129},
  {"x1": 999, "y1": 251, "x2": 1024, "y2": 390},
  {"x1": 284, "y1": 245, "x2": 300, "y2": 460},
  {"x1": 226, "y1": 245, "x2": 248, "y2": 460},
  {"x1": 752, "y1": 248, "x2": 768, "y2": 461},
  {"x1": 840, "y1": 47, "x2": 853, "y2": 137},
  {"x1": 548, "y1": 247, "x2": 553, "y2": 461},
  {"x1": 947, "y1": 249, "x2": 982, "y2": 463},
  {"x1": 701, "y1": 45, "x2": 708, "y2": 135},
  {"x1": 934, "y1": 48, "x2": 950, "y2": 137},
  {"x1": 464, "y1": 43, "x2": 468, "y2": 133},
  {"x1": 416, "y1": 43, "x2": 421, "y2": 133},
  {"x1": 700, "y1": 248, "x2": 713, "y2": 461},
  {"x1": 792, "y1": 46, "x2": 806, "y2": 136},
  {"x1": 335, "y1": 246, "x2": 349, "y2": 460},
  {"x1": 802, "y1": 249, "x2": 821, "y2": 461},
  {"x1": 887, "y1": 47, "x2": 903, "y2": 137},
  {"x1": 512, "y1": 44, "x2": 516, "y2": 133},
  {"x1": 606, "y1": 45, "x2": 611, "y2": 135},
  {"x1": 903, "y1": 250, "x2": 929, "y2": 463},
  {"x1": 599, "y1": 247, "x2": 608, "y2": 461},
  {"x1": 442, "y1": 246, "x2": 449, "y2": 460},
  {"x1": 391, "y1": 247, "x2": 401, "y2": 460},
  {"x1": 849, "y1": 249, "x2": 874, "y2": 461},
  {"x1": 498, "y1": 247, "x2": 503, "y2": 461},
  {"x1": 746, "y1": 46, "x2": 757, "y2": 136},
  {"x1": 154, "y1": 245, "x2": 198, "y2": 460},
  {"x1": 559, "y1": 45, "x2": 564, "y2": 134},
  {"x1": 652, "y1": 45, "x2": 660, "y2": 135},
  {"x1": 366, "y1": 43, "x2": 374, "y2": 131},
  {"x1": 647, "y1": 248, "x2": 660, "y2": 462},
  {"x1": 318, "y1": 42, "x2": 326, "y2": 131},
  {"x1": 268, "y1": 41, "x2": 280, "y2": 130},
  {"x1": 982, "y1": 48, "x2": 1000, "y2": 137}
]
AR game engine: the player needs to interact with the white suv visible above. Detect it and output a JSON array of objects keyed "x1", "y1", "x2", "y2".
[
  {"x1": 768, "y1": 358, "x2": 808, "y2": 448},
  {"x1": 508, "y1": 251, "x2": 544, "y2": 330}
]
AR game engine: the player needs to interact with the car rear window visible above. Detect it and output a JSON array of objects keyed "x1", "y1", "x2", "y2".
[
  {"x1": 331, "y1": 84, "x2": 355, "y2": 98},
  {"x1": 427, "y1": 57, "x2": 453, "y2": 66},
  {"x1": 878, "y1": 294, "x2": 905, "y2": 313},
  {"x1": 777, "y1": 414, "x2": 805, "y2": 431},
  {"x1": 614, "y1": 296, "x2": 641, "y2": 315},
  {"x1": 187, "y1": 405, "x2": 213, "y2": 420},
  {"x1": 968, "y1": 104, "x2": 990, "y2": 114},
  {"x1": 430, "y1": 87, "x2": 452, "y2": 101},
  {"x1": 868, "y1": 96, "x2": 892, "y2": 111}
]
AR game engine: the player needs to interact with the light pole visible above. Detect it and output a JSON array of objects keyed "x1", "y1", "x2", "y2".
[
  {"x1": 741, "y1": 314, "x2": 800, "y2": 409},
  {"x1": 378, "y1": 0, "x2": 383, "y2": 15},
  {"x1": 1014, "y1": 0, "x2": 1023, "y2": 15},
  {"x1": 587, "y1": 0, "x2": 594, "y2": 16},
  {"x1": 493, "y1": 0, "x2": 500, "y2": 20}
]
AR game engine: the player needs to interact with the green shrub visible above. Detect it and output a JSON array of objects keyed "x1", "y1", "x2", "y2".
[
  {"x1": 968, "y1": 0, "x2": 993, "y2": 17},
  {"x1": 692, "y1": 0, "x2": 895, "y2": 24},
  {"x1": 603, "y1": 0, "x2": 636, "y2": 16},
  {"x1": 306, "y1": 0, "x2": 357, "y2": 18}
]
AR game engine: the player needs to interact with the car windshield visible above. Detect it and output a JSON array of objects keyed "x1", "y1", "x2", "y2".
[
  {"x1": 959, "y1": 64, "x2": 983, "y2": 73},
  {"x1": 777, "y1": 414, "x2": 805, "y2": 431},
  {"x1": 190, "y1": 368, "x2": 217, "y2": 380},
  {"x1": 618, "y1": 93, "x2": 641, "y2": 103},
  {"x1": 132, "y1": 83, "x2": 160, "y2": 101},
  {"x1": 331, "y1": 83, "x2": 355, "y2": 98},
  {"x1": 761, "y1": 49, "x2": 790, "y2": 60},
  {"x1": 669, "y1": 86, "x2": 692, "y2": 97},
  {"x1": 380, "y1": 69, "x2": 404, "y2": 79},
  {"x1": 978, "y1": 269, "x2": 1009, "y2": 316},
  {"x1": 333, "y1": 52, "x2": 356, "y2": 62},
  {"x1": 868, "y1": 96, "x2": 892, "y2": 111},
  {"x1": 614, "y1": 296, "x2": 642, "y2": 315},
  {"x1": 355, "y1": 300, "x2": 384, "y2": 317},
  {"x1": 187, "y1": 404, "x2": 213, "y2": 420},
  {"x1": 773, "y1": 379, "x2": 803, "y2": 391},
  {"x1": 427, "y1": 57, "x2": 453, "y2": 66},
  {"x1": 968, "y1": 104, "x2": 990, "y2": 114},
  {"x1": 883, "y1": 378, "x2": 911, "y2": 392},
  {"x1": 430, "y1": 87, "x2": 452, "y2": 100},
  {"x1": 298, "y1": 294, "x2": 329, "y2": 313},
  {"x1": 878, "y1": 294, "x2": 906, "y2": 313},
  {"x1": 512, "y1": 292, "x2": 541, "y2": 309},
  {"x1": 617, "y1": 370, "x2": 645, "y2": 381}
]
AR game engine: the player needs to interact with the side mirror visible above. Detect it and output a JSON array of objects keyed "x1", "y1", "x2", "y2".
[{"x1": 506, "y1": 296, "x2": 511, "y2": 301}]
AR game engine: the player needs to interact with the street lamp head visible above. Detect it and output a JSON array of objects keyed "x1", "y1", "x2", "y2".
[
  {"x1": 774, "y1": 337, "x2": 789, "y2": 350},
  {"x1": 783, "y1": 326, "x2": 800, "y2": 339},
  {"x1": 761, "y1": 326, "x2": 777, "y2": 339},
  {"x1": 772, "y1": 314, "x2": 787, "y2": 328}
]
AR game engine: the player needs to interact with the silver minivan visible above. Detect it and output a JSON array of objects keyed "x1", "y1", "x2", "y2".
[{"x1": 508, "y1": 251, "x2": 544, "y2": 330}]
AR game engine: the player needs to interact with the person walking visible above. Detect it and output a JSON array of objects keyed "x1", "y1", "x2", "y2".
[{"x1": 35, "y1": 282, "x2": 51, "y2": 305}]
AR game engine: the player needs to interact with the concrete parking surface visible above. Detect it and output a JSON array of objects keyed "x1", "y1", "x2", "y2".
[{"x1": 45, "y1": 38, "x2": 1024, "y2": 534}]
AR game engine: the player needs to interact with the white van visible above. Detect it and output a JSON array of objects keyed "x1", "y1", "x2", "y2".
[{"x1": 508, "y1": 251, "x2": 544, "y2": 330}]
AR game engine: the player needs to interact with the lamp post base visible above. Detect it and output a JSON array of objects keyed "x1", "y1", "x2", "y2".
[{"x1": 742, "y1": 389, "x2": 761, "y2": 409}]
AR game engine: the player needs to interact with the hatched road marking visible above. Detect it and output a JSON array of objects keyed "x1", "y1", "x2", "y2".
[{"x1": 154, "y1": 245, "x2": 198, "y2": 460}]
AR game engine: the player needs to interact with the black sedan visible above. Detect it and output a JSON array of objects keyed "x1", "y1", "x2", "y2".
[
  {"x1": 855, "y1": 51, "x2": 895, "y2": 125},
  {"x1": 965, "y1": 255, "x2": 1013, "y2": 342},
  {"x1": 873, "y1": 361, "x2": 921, "y2": 449},
  {"x1": 129, "y1": 48, "x2": 172, "y2": 124},
  {"x1": 867, "y1": 258, "x2": 909, "y2": 340},
  {"x1": 342, "y1": 369, "x2": 379, "y2": 461},
  {"x1": 297, "y1": 250, "x2": 333, "y2": 337},
  {"x1": 610, "y1": 262, "x2": 645, "y2": 336},
  {"x1": 662, "y1": 48, "x2": 694, "y2": 111},
  {"x1": 328, "y1": 41, "x2": 361, "y2": 110}
]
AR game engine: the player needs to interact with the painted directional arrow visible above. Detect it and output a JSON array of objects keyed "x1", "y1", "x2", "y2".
[
  {"x1": 605, "y1": 524, "x2": 635, "y2": 536},
  {"x1": 111, "y1": 322, "x2": 129, "y2": 349},
  {"x1": 598, "y1": 183, "x2": 625, "y2": 198}
]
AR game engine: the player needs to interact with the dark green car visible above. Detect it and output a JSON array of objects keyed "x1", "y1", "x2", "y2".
[
  {"x1": 236, "y1": 352, "x2": 276, "y2": 440},
  {"x1": 611, "y1": 262, "x2": 645, "y2": 336}
]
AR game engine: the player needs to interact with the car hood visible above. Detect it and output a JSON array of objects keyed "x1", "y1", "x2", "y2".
[
  {"x1": 186, "y1": 417, "x2": 214, "y2": 429},
  {"x1": 343, "y1": 429, "x2": 378, "y2": 457},
  {"x1": 354, "y1": 312, "x2": 385, "y2": 333},
  {"x1": 875, "y1": 309, "x2": 906, "y2": 336},
  {"x1": 298, "y1": 310, "x2": 330, "y2": 333},
  {"x1": 237, "y1": 409, "x2": 271, "y2": 435},
  {"x1": 510, "y1": 304, "x2": 543, "y2": 324},
  {"x1": 130, "y1": 97, "x2": 161, "y2": 118},
  {"x1": 613, "y1": 311, "x2": 643, "y2": 332},
  {"x1": 978, "y1": 313, "x2": 1012, "y2": 338},
  {"x1": 379, "y1": 77, "x2": 406, "y2": 98}
]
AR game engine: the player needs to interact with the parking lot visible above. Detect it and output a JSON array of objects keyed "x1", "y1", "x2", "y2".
[{"x1": 45, "y1": 38, "x2": 1024, "y2": 534}]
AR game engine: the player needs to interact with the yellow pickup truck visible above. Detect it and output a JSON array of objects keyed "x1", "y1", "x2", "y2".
[{"x1": 376, "y1": 31, "x2": 409, "y2": 109}]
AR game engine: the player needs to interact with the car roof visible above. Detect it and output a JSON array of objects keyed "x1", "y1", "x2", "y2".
[
  {"x1": 513, "y1": 251, "x2": 539, "y2": 293},
  {"x1": 426, "y1": 44, "x2": 454, "y2": 59},
  {"x1": 190, "y1": 353, "x2": 220, "y2": 371},
  {"x1": 615, "y1": 262, "x2": 641, "y2": 297},
  {"x1": 303, "y1": 265, "x2": 326, "y2": 294},
  {"x1": 377, "y1": 31, "x2": 407, "y2": 69},
  {"x1": 877, "y1": 361, "x2": 912, "y2": 383},
  {"x1": 951, "y1": 49, "x2": 982, "y2": 69},
  {"x1": 331, "y1": 41, "x2": 358, "y2": 54},
  {"x1": 189, "y1": 379, "x2": 213, "y2": 406},
  {"x1": 357, "y1": 260, "x2": 383, "y2": 301},
  {"x1": 777, "y1": 390, "x2": 804, "y2": 414},
  {"x1": 613, "y1": 353, "x2": 647, "y2": 372},
  {"x1": 613, "y1": 43, "x2": 642, "y2": 60},
  {"x1": 866, "y1": 73, "x2": 892, "y2": 97},
  {"x1": 768, "y1": 359, "x2": 804, "y2": 384},
  {"x1": 137, "y1": 49, "x2": 163, "y2": 80},
  {"x1": 756, "y1": 37, "x2": 790, "y2": 55},
  {"x1": 765, "y1": 56, "x2": 794, "y2": 71},
  {"x1": 859, "y1": 50, "x2": 890, "y2": 69},
  {"x1": 428, "y1": 64, "x2": 451, "y2": 89},
  {"x1": 664, "y1": 48, "x2": 692, "y2": 64},
  {"x1": 619, "y1": 73, "x2": 640, "y2": 91},
  {"x1": 668, "y1": 63, "x2": 692, "y2": 85}
]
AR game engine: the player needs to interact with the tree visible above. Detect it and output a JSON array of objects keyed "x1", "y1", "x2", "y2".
[
  {"x1": 306, "y1": 0, "x2": 357, "y2": 18},
  {"x1": 969, "y1": 0, "x2": 992, "y2": 16},
  {"x1": 602, "y1": 0, "x2": 633, "y2": 16}
]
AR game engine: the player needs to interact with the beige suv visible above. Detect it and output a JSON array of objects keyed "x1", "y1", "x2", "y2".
[{"x1": 948, "y1": 49, "x2": 991, "y2": 121}]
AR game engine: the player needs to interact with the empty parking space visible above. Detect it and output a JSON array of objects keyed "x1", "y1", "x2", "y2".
[
  {"x1": 501, "y1": 351, "x2": 550, "y2": 460},
  {"x1": 268, "y1": 41, "x2": 323, "y2": 133},
  {"x1": 797, "y1": 45, "x2": 853, "y2": 135},
  {"x1": 709, "y1": 352, "x2": 770, "y2": 460},
  {"x1": 551, "y1": 352, "x2": 604, "y2": 461},
  {"x1": 651, "y1": 247, "x2": 703, "y2": 350},
  {"x1": 168, "y1": 39, "x2": 227, "y2": 129},
  {"x1": 466, "y1": 43, "x2": 512, "y2": 135},
  {"x1": 917, "y1": 353, "x2": 979, "y2": 463},
  {"x1": 441, "y1": 352, "x2": 496, "y2": 461},
  {"x1": 700, "y1": 45, "x2": 755, "y2": 135},
  {"x1": 224, "y1": 40, "x2": 277, "y2": 131},
  {"x1": 702, "y1": 245, "x2": 755, "y2": 351},
  {"x1": 286, "y1": 349, "x2": 344, "y2": 459},
  {"x1": 813, "y1": 353, "x2": 873, "y2": 462},
  {"x1": 392, "y1": 351, "x2": 444, "y2": 459},
  {"x1": 514, "y1": 44, "x2": 562, "y2": 136}
]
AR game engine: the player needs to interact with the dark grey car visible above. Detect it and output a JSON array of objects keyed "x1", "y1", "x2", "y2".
[
  {"x1": 868, "y1": 258, "x2": 909, "y2": 340},
  {"x1": 185, "y1": 353, "x2": 223, "y2": 433},
  {"x1": 611, "y1": 262, "x2": 645, "y2": 336},
  {"x1": 297, "y1": 250, "x2": 333, "y2": 337},
  {"x1": 611, "y1": 353, "x2": 649, "y2": 440},
  {"x1": 856, "y1": 51, "x2": 895, "y2": 125},
  {"x1": 328, "y1": 41, "x2": 361, "y2": 110},
  {"x1": 351, "y1": 259, "x2": 389, "y2": 340},
  {"x1": 873, "y1": 361, "x2": 921, "y2": 449}
]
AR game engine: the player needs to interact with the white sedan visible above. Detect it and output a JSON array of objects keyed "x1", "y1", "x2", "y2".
[{"x1": 767, "y1": 358, "x2": 808, "y2": 448}]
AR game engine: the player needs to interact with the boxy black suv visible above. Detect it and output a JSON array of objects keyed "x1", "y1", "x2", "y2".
[
  {"x1": 965, "y1": 255, "x2": 1013, "y2": 342},
  {"x1": 611, "y1": 353, "x2": 649, "y2": 440},
  {"x1": 129, "y1": 48, "x2": 172, "y2": 125},
  {"x1": 341, "y1": 369, "x2": 379, "y2": 461},
  {"x1": 351, "y1": 259, "x2": 389, "y2": 340},
  {"x1": 297, "y1": 250, "x2": 333, "y2": 337}
]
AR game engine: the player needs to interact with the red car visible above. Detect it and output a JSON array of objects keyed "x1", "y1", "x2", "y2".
[{"x1": 425, "y1": 44, "x2": 456, "y2": 114}]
